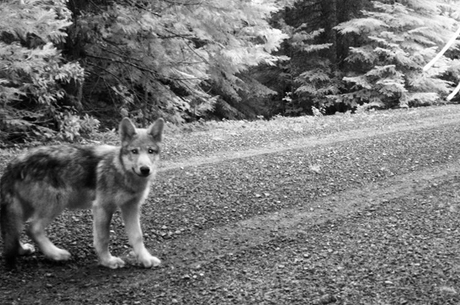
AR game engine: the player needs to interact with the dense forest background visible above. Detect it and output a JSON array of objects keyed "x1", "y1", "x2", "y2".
[{"x1": 1, "y1": 0, "x2": 460, "y2": 142}]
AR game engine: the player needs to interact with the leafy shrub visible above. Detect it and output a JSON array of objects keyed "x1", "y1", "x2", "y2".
[{"x1": 57, "y1": 111, "x2": 100, "y2": 141}]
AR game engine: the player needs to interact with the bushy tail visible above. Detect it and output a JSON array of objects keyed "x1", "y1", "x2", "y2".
[{"x1": 1, "y1": 177, "x2": 23, "y2": 270}]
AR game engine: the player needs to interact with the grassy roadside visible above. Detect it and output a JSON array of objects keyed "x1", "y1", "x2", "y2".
[
  {"x1": 159, "y1": 104, "x2": 460, "y2": 164},
  {"x1": 2, "y1": 104, "x2": 460, "y2": 164}
]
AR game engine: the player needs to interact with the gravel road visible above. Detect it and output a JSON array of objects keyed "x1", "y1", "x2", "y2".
[{"x1": 2, "y1": 106, "x2": 460, "y2": 304}]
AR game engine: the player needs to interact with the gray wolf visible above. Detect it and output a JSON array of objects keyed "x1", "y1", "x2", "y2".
[{"x1": 0, "y1": 117, "x2": 164, "y2": 269}]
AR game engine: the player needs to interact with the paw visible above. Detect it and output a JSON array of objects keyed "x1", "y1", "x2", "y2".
[
  {"x1": 46, "y1": 248, "x2": 71, "y2": 261},
  {"x1": 100, "y1": 256, "x2": 126, "y2": 269},
  {"x1": 138, "y1": 254, "x2": 161, "y2": 268},
  {"x1": 19, "y1": 243, "x2": 35, "y2": 256}
]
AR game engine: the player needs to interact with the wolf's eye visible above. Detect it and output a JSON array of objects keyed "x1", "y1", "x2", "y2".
[
  {"x1": 148, "y1": 148, "x2": 157, "y2": 154},
  {"x1": 131, "y1": 149, "x2": 139, "y2": 154}
]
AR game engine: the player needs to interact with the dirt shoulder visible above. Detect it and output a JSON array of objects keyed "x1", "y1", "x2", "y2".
[
  {"x1": 2, "y1": 105, "x2": 460, "y2": 304},
  {"x1": 160, "y1": 111, "x2": 460, "y2": 171}
]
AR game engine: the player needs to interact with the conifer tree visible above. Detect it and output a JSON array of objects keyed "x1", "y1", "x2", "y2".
[
  {"x1": 0, "y1": 0, "x2": 83, "y2": 105},
  {"x1": 334, "y1": 0, "x2": 460, "y2": 108},
  {"x1": 0, "y1": 0, "x2": 84, "y2": 141},
  {"x1": 259, "y1": 0, "x2": 370, "y2": 116},
  {"x1": 71, "y1": 0, "x2": 289, "y2": 123}
]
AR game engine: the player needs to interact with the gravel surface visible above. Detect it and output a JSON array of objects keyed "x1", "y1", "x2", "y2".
[{"x1": 2, "y1": 105, "x2": 460, "y2": 304}]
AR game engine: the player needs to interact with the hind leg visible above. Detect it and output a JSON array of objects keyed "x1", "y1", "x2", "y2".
[
  {"x1": 1, "y1": 199, "x2": 35, "y2": 268},
  {"x1": 26, "y1": 217, "x2": 71, "y2": 261}
]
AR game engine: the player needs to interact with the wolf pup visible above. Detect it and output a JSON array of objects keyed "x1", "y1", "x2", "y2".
[{"x1": 0, "y1": 117, "x2": 164, "y2": 269}]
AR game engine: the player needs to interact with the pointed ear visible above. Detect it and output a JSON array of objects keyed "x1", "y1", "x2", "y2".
[
  {"x1": 148, "y1": 118, "x2": 164, "y2": 142},
  {"x1": 119, "y1": 117, "x2": 137, "y2": 144}
]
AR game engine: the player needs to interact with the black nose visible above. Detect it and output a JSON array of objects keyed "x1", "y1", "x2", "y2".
[{"x1": 140, "y1": 166, "x2": 150, "y2": 176}]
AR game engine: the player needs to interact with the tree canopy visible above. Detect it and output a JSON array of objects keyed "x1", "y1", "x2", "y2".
[{"x1": 1, "y1": 0, "x2": 459, "y2": 142}]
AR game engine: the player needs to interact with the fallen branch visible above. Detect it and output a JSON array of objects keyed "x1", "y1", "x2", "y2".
[
  {"x1": 447, "y1": 82, "x2": 460, "y2": 101},
  {"x1": 423, "y1": 26, "x2": 460, "y2": 72},
  {"x1": 423, "y1": 26, "x2": 460, "y2": 100}
]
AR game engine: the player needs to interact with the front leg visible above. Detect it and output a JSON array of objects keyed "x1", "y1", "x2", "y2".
[
  {"x1": 93, "y1": 204, "x2": 125, "y2": 269},
  {"x1": 121, "y1": 203, "x2": 161, "y2": 268}
]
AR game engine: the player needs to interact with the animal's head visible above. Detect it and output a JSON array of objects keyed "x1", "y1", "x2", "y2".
[{"x1": 119, "y1": 117, "x2": 164, "y2": 178}]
